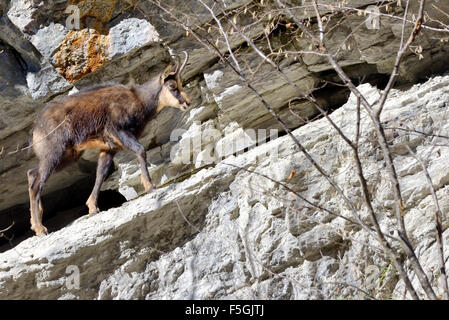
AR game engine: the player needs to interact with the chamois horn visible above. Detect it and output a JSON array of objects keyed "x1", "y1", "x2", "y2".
[{"x1": 179, "y1": 50, "x2": 189, "y2": 76}]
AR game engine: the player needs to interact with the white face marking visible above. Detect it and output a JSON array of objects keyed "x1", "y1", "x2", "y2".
[
  {"x1": 157, "y1": 79, "x2": 191, "y2": 112},
  {"x1": 157, "y1": 85, "x2": 186, "y2": 112}
]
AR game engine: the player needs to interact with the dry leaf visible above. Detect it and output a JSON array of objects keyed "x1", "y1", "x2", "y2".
[{"x1": 287, "y1": 169, "x2": 296, "y2": 180}]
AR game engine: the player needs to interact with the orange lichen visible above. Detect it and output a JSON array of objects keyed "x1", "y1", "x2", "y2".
[
  {"x1": 54, "y1": 29, "x2": 109, "y2": 82},
  {"x1": 52, "y1": 1, "x2": 124, "y2": 81}
]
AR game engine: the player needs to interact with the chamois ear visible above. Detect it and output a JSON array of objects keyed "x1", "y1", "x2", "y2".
[{"x1": 160, "y1": 62, "x2": 180, "y2": 85}]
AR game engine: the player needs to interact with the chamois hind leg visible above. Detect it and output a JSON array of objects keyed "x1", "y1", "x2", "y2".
[
  {"x1": 28, "y1": 164, "x2": 52, "y2": 236},
  {"x1": 29, "y1": 140, "x2": 66, "y2": 236},
  {"x1": 113, "y1": 130, "x2": 153, "y2": 192},
  {"x1": 28, "y1": 168, "x2": 46, "y2": 235},
  {"x1": 86, "y1": 150, "x2": 115, "y2": 214},
  {"x1": 27, "y1": 168, "x2": 40, "y2": 233}
]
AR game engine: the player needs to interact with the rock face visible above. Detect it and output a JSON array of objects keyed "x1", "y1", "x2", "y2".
[
  {"x1": 0, "y1": 0, "x2": 449, "y2": 299},
  {"x1": 1, "y1": 74, "x2": 449, "y2": 299},
  {"x1": 1, "y1": 0, "x2": 449, "y2": 215}
]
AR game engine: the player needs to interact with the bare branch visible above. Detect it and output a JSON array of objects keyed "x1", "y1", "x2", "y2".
[
  {"x1": 406, "y1": 145, "x2": 449, "y2": 300},
  {"x1": 0, "y1": 222, "x2": 15, "y2": 239},
  {"x1": 376, "y1": 0, "x2": 425, "y2": 117},
  {"x1": 196, "y1": 0, "x2": 241, "y2": 71}
]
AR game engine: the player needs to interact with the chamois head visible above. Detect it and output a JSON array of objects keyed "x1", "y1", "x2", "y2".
[{"x1": 158, "y1": 51, "x2": 191, "y2": 112}]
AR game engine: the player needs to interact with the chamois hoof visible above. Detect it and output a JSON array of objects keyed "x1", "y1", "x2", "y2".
[
  {"x1": 33, "y1": 225, "x2": 48, "y2": 236},
  {"x1": 143, "y1": 180, "x2": 153, "y2": 193},
  {"x1": 86, "y1": 198, "x2": 100, "y2": 214},
  {"x1": 87, "y1": 206, "x2": 100, "y2": 215}
]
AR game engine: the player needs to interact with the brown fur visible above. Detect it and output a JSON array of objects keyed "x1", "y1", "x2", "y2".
[{"x1": 27, "y1": 62, "x2": 191, "y2": 236}]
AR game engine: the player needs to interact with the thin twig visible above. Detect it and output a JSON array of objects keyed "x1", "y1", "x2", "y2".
[
  {"x1": 376, "y1": 0, "x2": 423, "y2": 117},
  {"x1": 0, "y1": 222, "x2": 14, "y2": 235},
  {"x1": 405, "y1": 145, "x2": 449, "y2": 300}
]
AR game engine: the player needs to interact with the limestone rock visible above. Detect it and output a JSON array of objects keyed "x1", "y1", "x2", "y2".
[
  {"x1": 30, "y1": 23, "x2": 68, "y2": 59},
  {"x1": 2, "y1": 0, "x2": 449, "y2": 300},
  {"x1": 108, "y1": 18, "x2": 161, "y2": 59},
  {"x1": 1, "y1": 75, "x2": 449, "y2": 299}
]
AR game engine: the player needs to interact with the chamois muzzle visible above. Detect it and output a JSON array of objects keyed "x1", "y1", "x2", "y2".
[{"x1": 180, "y1": 102, "x2": 189, "y2": 112}]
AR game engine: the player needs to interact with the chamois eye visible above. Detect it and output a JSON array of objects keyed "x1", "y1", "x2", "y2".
[{"x1": 167, "y1": 81, "x2": 177, "y2": 90}]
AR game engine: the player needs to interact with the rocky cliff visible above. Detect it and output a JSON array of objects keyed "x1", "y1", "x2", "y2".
[
  {"x1": 0, "y1": 0, "x2": 449, "y2": 299},
  {"x1": 1, "y1": 74, "x2": 449, "y2": 299}
]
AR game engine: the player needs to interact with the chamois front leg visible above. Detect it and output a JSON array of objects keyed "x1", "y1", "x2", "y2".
[
  {"x1": 114, "y1": 130, "x2": 153, "y2": 192},
  {"x1": 86, "y1": 150, "x2": 115, "y2": 214}
]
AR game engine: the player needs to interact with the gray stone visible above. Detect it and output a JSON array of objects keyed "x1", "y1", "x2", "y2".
[
  {"x1": 30, "y1": 23, "x2": 68, "y2": 58},
  {"x1": 0, "y1": 15, "x2": 41, "y2": 71},
  {"x1": 26, "y1": 60, "x2": 72, "y2": 100},
  {"x1": 203, "y1": 53, "x2": 318, "y2": 129},
  {"x1": 108, "y1": 18, "x2": 161, "y2": 59},
  {"x1": 7, "y1": 0, "x2": 37, "y2": 32}
]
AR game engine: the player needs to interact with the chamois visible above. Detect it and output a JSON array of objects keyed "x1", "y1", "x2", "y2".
[{"x1": 27, "y1": 52, "x2": 191, "y2": 236}]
